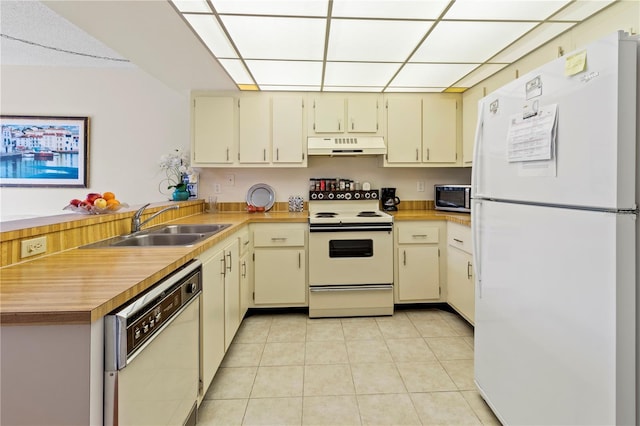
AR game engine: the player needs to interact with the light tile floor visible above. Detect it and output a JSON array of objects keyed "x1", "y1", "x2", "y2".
[{"x1": 198, "y1": 307, "x2": 501, "y2": 426}]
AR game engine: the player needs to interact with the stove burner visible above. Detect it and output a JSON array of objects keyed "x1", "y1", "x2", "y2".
[
  {"x1": 315, "y1": 212, "x2": 338, "y2": 218},
  {"x1": 357, "y1": 211, "x2": 382, "y2": 217}
]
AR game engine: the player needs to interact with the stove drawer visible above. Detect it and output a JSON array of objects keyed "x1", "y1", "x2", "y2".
[{"x1": 309, "y1": 285, "x2": 393, "y2": 318}]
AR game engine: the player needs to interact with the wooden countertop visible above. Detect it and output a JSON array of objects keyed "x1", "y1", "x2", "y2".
[{"x1": 0, "y1": 210, "x2": 468, "y2": 326}]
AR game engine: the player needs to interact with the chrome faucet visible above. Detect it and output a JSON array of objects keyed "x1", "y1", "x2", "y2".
[{"x1": 131, "y1": 203, "x2": 179, "y2": 233}]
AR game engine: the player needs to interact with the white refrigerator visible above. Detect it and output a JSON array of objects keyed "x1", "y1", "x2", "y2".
[{"x1": 472, "y1": 31, "x2": 638, "y2": 425}]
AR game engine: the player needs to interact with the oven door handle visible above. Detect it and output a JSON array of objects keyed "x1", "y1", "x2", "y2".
[
  {"x1": 309, "y1": 285, "x2": 393, "y2": 292},
  {"x1": 309, "y1": 225, "x2": 393, "y2": 232}
]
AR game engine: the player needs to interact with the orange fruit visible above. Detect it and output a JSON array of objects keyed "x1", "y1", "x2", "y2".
[
  {"x1": 106, "y1": 199, "x2": 120, "y2": 210},
  {"x1": 103, "y1": 191, "x2": 116, "y2": 201}
]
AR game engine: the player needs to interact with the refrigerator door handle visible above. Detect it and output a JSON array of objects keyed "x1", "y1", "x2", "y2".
[
  {"x1": 471, "y1": 100, "x2": 485, "y2": 198},
  {"x1": 471, "y1": 199, "x2": 482, "y2": 298}
]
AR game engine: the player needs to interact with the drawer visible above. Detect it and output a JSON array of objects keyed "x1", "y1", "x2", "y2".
[
  {"x1": 239, "y1": 230, "x2": 251, "y2": 254},
  {"x1": 397, "y1": 224, "x2": 439, "y2": 244},
  {"x1": 447, "y1": 223, "x2": 472, "y2": 254},
  {"x1": 254, "y1": 229, "x2": 305, "y2": 247}
]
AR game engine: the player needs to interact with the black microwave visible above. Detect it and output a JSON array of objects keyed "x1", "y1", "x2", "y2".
[{"x1": 434, "y1": 184, "x2": 471, "y2": 213}]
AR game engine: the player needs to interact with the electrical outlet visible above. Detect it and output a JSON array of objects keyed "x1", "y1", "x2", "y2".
[
  {"x1": 21, "y1": 236, "x2": 47, "y2": 258},
  {"x1": 417, "y1": 181, "x2": 425, "y2": 192},
  {"x1": 225, "y1": 174, "x2": 235, "y2": 186},
  {"x1": 214, "y1": 183, "x2": 222, "y2": 194}
]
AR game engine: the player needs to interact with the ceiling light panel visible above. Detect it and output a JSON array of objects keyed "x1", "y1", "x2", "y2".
[
  {"x1": 220, "y1": 16, "x2": 326, "y2": 60},
  {"x1": 218, "y1": 59, "x2": 254, "y2": 84},
  {"x1": 260, "y1": 85, "x2": 322, "y2": 91},
  {"x1": 331, "y1": 0, "x2": 450, "y2": 19},
  {"x1": 327, "y1": 19, "x2": 433, "y2": 62},
  {"x1": 411, "y1": 21, "x2": 537, "y2": 63},
  {"x1": 185, "y1": 14, "x2": 238, "y2": 58},
  {"x1": 490, "y1": 22, "x2": 575, "y2": 63},
  {"x1": 324, "y1": 62, "x2": 401, "y2": 87},
  {"x1": 171, "y1": 0, "x2": 211, "y2": 13},
  {"x1": 391, "y1": 63, "x2": 480, "y2": 88},
  {"x1": 245, "y1": 60, "x2": 322, "y2": 86},
  {"x1": 443, "y1": 0, "x2": 571, "y2": 20},
  {"x1": 211, "y1": 0, "x2": 328, "y2": 17},
  {"x1": 548, "y1": 0, "x2": 615, "y2": 21}
]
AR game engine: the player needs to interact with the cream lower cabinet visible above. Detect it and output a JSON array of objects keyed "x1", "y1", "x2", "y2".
[
  {"x1": 238, "y1": 228, "x2": 252, "y2": 319},
  {"x1": 446, "y1": 222, "x2": 474, "y2": 324},
  {"x1": 252, "y1": 223, "x2": 307, "y2": 306},
  {"x1": 395, "y1": 221, "x2": 446, "y2": 303},
  {"x1": 197, "y1": 232, "x2": 241, "y2": 401}
]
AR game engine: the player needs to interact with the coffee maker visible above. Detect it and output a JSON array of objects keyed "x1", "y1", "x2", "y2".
[{"x1": 381, "y1": 188, "x2": 401, "y2": 211}]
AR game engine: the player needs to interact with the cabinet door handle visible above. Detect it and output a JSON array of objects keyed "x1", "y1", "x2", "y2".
[
  {"x1": 426, "y1": 148, "x2": 430, "y2": 161},
  {"x1": 276, "y1": 148, "x2": 279, "y2": 161},
  {"x1": 467, "y1": 261, "x2": 473, "y2": 279},
  {"x1": 298, "y1": 252, "x2": 301, "y2": 269},
  {"x1": 226, "y1": 147, "x2": 229, "y2": 162},
  {"x1": 454, "y1": 238, "x2": 464, "y2": 244},
  {"x1": 351, "y1": 120, "x2": 354, "y2": 130},
  {"x1": 403, "y1": 250, "x2": 406, "y2": 266},
  {"x1": 415, "y1": 149, "x2": 419, "y2": 161},
  {"x1": 242, "y1": 261, "x2": 247, "y2": 278},
  {"x1": 412, "y1": 234, "x2": 427, "y2": 239},
  {"x1": 338, "y1": 121, "x2": 341, "y2": 131},
  {"x1": 226, "y1": 252, "x2": 232, "y2": 272},
  {"x1": 263, "y1": 149, "x2": 266, "y2": 161},
  {"x1": 271, "y1": 237, "x2": 287, "y2": 242},
  {"x1": 220, "y1": 257, "x2": 226, "y2": 276}
]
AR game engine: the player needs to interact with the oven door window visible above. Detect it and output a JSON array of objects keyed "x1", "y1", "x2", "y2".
[{"x1": 329, "y1": 239, "x2": 373, "y2": 258}]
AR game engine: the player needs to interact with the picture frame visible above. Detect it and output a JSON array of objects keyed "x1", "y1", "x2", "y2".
[{"x1": 0, "y1": 115, "x2": 89, "y2": 188}]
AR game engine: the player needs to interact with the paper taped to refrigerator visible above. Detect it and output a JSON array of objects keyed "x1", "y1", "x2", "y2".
[{"x1": 506, "y1": 104, "x2": 558, "y2": 163}]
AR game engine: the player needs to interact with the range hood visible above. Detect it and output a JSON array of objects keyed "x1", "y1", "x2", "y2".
[{"x1": 307, "y1": 137, "x2": 386, "y2": 156}]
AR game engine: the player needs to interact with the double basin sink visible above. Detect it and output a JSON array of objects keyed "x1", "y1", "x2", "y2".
[{"x1": 82, "y1": 224, "x2": 231, "y2": 248}]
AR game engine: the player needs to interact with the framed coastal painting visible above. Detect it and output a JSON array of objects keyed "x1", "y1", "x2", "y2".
[{"x1": 0, "y1": 115, "x2": 89, "y2": 187}]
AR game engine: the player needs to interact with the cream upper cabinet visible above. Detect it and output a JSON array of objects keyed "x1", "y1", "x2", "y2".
[
  {"x1": 394, "y1": 221, "x2": 446, "y2": 303},
  {"x1": 446, "y1": 222, "x2": 474, "y2": 324},
  {"x1": 423, "y1": 96, "x2": 458, "y2": 164},
  {"x1": 272, "y1": 96, "x2": 306, "y2": 165},
  {"x1": 239, "y1": 96, "x2": 270, "y2": 164},
  {"x1": 385, "y1": 97, "x2": 422, "y2": 163},
  {"x1": 384, "y1": 93, "x2": 461, "y2": 167},
  {"x1": 310, "y1": 94, "x2": 381, "y2": 135},
  {"x1": 192, "y1": 96, "x2": 237, "y2": 165}
]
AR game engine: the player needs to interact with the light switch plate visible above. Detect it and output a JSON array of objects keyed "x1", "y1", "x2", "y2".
[
  {"x1": 21, "y1": 236, "x2": 47, "y2": 258},
  {"x1": 417, "y1": 181, "x2": 425, "y2": 192}
]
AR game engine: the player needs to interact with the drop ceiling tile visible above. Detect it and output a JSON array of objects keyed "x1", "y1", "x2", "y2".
[
  {"x1": 454, "y1": 63, "x2": 509, "y2": 87},
  {"x1": 212, "y1": 0, "x2": 328, "y2": 17},
  {"x1": 245, "y1": 60, "x2": 323, "y2": 86},
  {"x1": 548, "y1": 0, "x2": 615, "y2": 21},
  {"x1": 327, "y1": 19, "x2": 433, "y2": 62},
  {"x1": 220, "y1": 16, "x2": 326, "y2": 60},
  {"x1": 490, "y1": 22, "x2": 576, "y2": 63},
  {"x1": 324, "y1": 62, "x2": 400, "y2": 87},
  {"x1": 324, "y1": 86, "x2": 385, "y2": 92},
  {"x1": 411, "y1": 21, "x2": 537, "y2": 63},
  {"x1": 218, "y1": 59, "x2": 254, "y2": 84},
  {"x1": 185, "y1": 14, "x2": 237, "y2": 58},
  {"x1": 259, "y1": 85, "x2": 322, "y2": 91},
  {"x1": 171, "y1": 0, "x2": 211, "y2": 13},
  {"x1": 332, "y1": 0, "x2": 450, "y2": 19},
  {"x1": 390, "y1": 63, "x2": 479, "y2": 88},
  {"x1": 384, "y1": 87, "x2": 445, "y2": 93},
  {"x1": 443, "y1": 0, "x2": 571, "y2": 20}
]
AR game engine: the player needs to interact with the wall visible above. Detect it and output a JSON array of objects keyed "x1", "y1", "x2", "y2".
[{"x1": 0, "y1": 65, "x2": 190, "y2": 221}]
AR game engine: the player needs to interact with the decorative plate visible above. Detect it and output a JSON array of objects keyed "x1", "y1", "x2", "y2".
[{"x1": 246, "y1": 183, "x2": 275, "y2": 211}]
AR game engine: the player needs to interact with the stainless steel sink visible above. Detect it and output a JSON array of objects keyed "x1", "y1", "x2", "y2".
[
  {"x1": 109, "y1": 233, "x2": 206, "y2": 247},
  {"x1": 81, "y1": 223, "x2": 232, "y2": 248},
  {"x1": 150, "y1": 224, "x2": 231, "y2": 235}
]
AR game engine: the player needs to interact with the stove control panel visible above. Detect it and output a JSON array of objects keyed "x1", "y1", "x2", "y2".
[{"x1": 309, "y1": 190, "x2": 379, "y2": 200}]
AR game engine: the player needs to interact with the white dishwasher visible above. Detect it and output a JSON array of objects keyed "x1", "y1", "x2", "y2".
[{"x1": 104, "y1": 259, "x2": 201, "y2": 426}]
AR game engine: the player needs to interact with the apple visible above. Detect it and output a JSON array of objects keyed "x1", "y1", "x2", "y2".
[
  {"x1": 93, "y1": 198, "x2": 107, "y2": 209},
  {"x1": 70, "y1": 199, "x2": 82, "y2": 207},
  {"x1": 86, "y1": 193, "x2": 102, "y2": 205}
]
